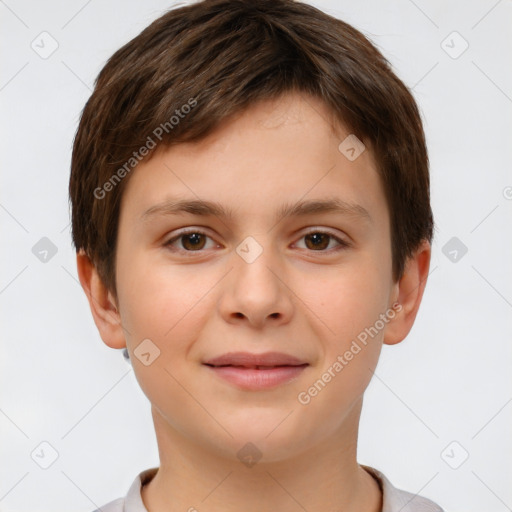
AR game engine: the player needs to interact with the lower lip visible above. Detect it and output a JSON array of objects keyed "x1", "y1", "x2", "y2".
[{"x1": 205, "y1": 365, "x2": 308, "y2": 390}]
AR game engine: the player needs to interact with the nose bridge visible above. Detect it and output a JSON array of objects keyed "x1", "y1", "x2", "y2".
[
  {"x1": 234, "y1": 233, "x2": 280, "y2": 295},
  {"x1": 220, "y1": 233, "x2": 293, "y2": 325}
]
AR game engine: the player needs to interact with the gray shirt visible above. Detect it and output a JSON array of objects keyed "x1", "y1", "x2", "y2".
[{"x1": 92, "y1": 465, "x2": 444, "y2": 512}]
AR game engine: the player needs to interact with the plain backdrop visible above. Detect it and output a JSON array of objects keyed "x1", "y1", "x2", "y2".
[{"x1": 1, "y1": 1, "x2": 511, "y2": 511}]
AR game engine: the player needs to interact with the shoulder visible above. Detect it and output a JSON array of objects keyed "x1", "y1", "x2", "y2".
[
  {"x1": 89, "y1": 467, "x2": 158, "y2": 512},
  {"x1": 362, "y1": 465, "x2": 445, "y2": 512},
  {"x1": 90, "y1": 497, "x2": 125, "y2": 512}
]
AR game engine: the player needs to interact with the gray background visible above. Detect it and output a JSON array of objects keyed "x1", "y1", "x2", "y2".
[{"x1": 1, "y1": 0, "x2": 511, "y2": 511}]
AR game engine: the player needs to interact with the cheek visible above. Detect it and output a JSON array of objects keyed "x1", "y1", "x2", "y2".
[
  {"x1": 309, "y1": 260, "x2": 391, "y2": 341},
  {"x1": 298, "y1": 254, "x2": 391, "y2": 394},
  {"x1": 294, "y1": 268, "x2": 388, "y2": 427},
  {"x1": 116, "y1": 258, "x2": 213, "y2": 413},
  {"x1": 117, "y1": 250, "x2": 215, "y2": 341}
]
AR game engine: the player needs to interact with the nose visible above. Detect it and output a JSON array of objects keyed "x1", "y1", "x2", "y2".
[{"x1": 217, "y1": 237, "x2": 294, "y2": 329}]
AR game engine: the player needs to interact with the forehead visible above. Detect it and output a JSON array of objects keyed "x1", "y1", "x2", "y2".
[{"x1": 119, "y1": 91, "x2": 388, "y2": 231}]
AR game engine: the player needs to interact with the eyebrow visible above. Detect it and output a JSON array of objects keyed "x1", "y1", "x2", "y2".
[{"x1": 140, "y1": 197, "x2": 372, "y2": 224}]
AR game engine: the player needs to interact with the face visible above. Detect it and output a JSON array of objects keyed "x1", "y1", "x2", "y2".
[{"x1": 112, "y1": 92, "x2": 400, "y2": 462}]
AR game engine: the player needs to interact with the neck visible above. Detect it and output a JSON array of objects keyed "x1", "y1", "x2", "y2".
[{"x1": 141, "y1": 400, "x2": 382, "y2": 512}]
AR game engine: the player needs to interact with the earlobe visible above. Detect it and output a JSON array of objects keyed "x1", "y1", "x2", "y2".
[
  {"x1": 383, "y1": 240, "x2": 431, "y2": 346},
  {"x1": 76, "y1": 250, "x2": 126, "y2": 349}
]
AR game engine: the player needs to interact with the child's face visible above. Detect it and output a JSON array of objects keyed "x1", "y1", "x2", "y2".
[{"x1": 111, "y1": 92, "x2": 403, "y2": 461}]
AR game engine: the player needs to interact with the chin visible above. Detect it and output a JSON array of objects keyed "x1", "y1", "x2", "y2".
[{"x1": 212, "y1": 415, "x2": 313, "y2": 462}]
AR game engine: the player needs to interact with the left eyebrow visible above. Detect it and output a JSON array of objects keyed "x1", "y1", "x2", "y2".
[
  {"x1": 139, "y1": 197, "x2": 372, "y2": 224},
  {"x1": 276, "y1": 198, "x2": 372, "y2": 224}
]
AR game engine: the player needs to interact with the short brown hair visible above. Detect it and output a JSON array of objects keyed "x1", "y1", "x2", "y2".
[{"x1": 69, "y1": 0, "x2": 434, "y2": 299}]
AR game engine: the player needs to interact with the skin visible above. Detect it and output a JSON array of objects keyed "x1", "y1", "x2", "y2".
[{"x1": 77, "y1": 91, "x2": 430, "y2": 512}]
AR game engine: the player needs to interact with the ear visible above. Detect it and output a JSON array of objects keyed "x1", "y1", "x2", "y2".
[
  {"x1": 383, "y1": 240, "x2": 431, "y2": 346},
  {"x1": 76, "y1": 250, "x2": 126, "y2": 349}
]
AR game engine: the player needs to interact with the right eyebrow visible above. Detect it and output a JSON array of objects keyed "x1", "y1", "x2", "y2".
[
  {"x1": 140, "y1": 198, "x2": 235, "y2": 221},
  {"x1": 139, "y1": 197, "x2": 372, "y2": 225}
]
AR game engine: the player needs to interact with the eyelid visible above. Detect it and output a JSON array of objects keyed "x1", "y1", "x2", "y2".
[
  {"x1": 164, "y1": 227, "x2": 219, "y2": 251},
  {"x1": 163, "y1": 226, "x2": 351, "y2": 254},
  {"x1": 296, "y1": 227, "x2": 351, "y2": 250}
]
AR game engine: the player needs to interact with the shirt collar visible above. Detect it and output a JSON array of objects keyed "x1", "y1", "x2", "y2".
[
  {"x1": 123, "y1": 467, "x2": 158, "y2": 512},
  {"x1": 122, "y1": 465, "x2": 439, "y2": 512},
  {"x1": 361, "y1": 465, "x2": 441, "y2": 512}
]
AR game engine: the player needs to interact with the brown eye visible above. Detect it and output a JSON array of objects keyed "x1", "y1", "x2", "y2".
[
  {"x1": 304, "y1": 232, "x2": 330, "y2": 250},
  {"x1": 296, "y1": 230, "x2": 350, "y2": 253},
  {"x1": 165, "y1": 230, "x2": 216, "y2": 253},
  {"x1": 181, "y1": 232, "x2": 206, "y2": 251}
]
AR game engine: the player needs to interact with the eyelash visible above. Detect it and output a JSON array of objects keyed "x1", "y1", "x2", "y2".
[{"x1": 163, "y1": 228, "x2": 351, "y2": 255}]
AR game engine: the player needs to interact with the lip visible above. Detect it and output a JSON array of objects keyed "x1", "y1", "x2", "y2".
[
  {"x1": 204, "y1": 351, "x2": 307, "y2": 367},
  {"x1": 203, "y1": 351, "x2": 309, "y2": 391}
]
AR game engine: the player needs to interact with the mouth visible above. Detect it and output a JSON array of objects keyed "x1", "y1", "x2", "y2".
[{"x1": 203, "y1": 351, "x2": 309, "y2": 390}]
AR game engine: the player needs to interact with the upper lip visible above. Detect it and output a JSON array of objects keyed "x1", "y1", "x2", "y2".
[{"x1": 203, "y1": 351, "x2": 308, "y2": 368}]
